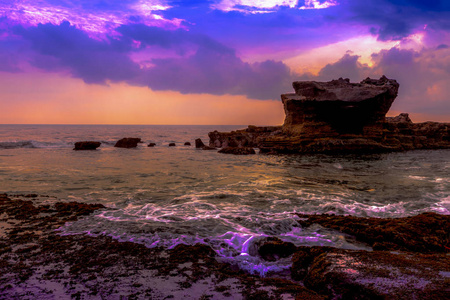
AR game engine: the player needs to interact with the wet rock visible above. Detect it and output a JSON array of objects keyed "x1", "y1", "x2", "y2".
[
  {"x1": 148, "y1": 143, "x2": 156, "y2": 147},
  {"x1": 291, "y1": 246, "x2": 335, "y2": 280},
  {"x1": 184, "y1": 142, "x2": 191, "y2": 146},
  {"x1": 209, "y1": 126, "x2": 281, "y2": 148},
  {"x1": 114, "y1": 138, "x2": 141, "y2": 148},
  {"x1": 256, "y1": 237, "x2": 297, "y2": 261},
  {"x1": 169, "y1": 143, "x2": 176, "y2": 147},
  {"x1": 202, "y1": 146, "x2": 216, "y2": 150},
  {"x1": 195, "y1": 138, "x2": 205, "y2": 148},
  {"x1": 303, "y1": 249, "x2": 450, "y2": 299},
  {"x1": 73, "y1": 141, "x2": 101, "y2": 150},
  {"x1": 297, "y1": 212, "x2": 450, "y2": 253},
  {"x1": 218, "y1": 147, "x2": 256, "y2": 155}
]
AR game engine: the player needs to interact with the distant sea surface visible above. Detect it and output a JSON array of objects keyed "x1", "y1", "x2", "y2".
[{"x1": 1, "y1": 124, "x2": 449, "y2": 275}]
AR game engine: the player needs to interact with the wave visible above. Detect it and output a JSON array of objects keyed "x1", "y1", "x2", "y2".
[{"x1": 0, "y1": 140, "x2": 72, "y2": 149}]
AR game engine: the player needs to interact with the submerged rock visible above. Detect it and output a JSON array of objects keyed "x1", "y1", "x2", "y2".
[
  {"x1": 169, "y1": 143, "x2": 176, "y2": 147},
  {"x1": 218, "y1": 147, "x2": 256, "y2": 155},
  {"x1": 184, "y1": 142, "x2": 191, "y2": 146},
  {"x1": 147, "y1": 142, "x2": 156, "y2": 147},
  {"x1": 256, "y1": 237, "x2": 297, "y2": 262},
  {"x1": 202, "y1": 146, "x2": 216, "y2": 150},
  {"x1": 73, "y1": 141, "x2": 101, "y2": 150},
  {"x1": 114, "y1": 138, "x2": 141, "y2": 148}
]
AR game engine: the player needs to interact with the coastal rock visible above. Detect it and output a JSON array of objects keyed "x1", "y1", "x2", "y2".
[
  {"x1": 386, "y1": 112, "x2": 412, "y2": 123},
  {"x1": 114, "y1": 138, "x2": 141, "y2": 148},
  {"x1": 209, "y1": 76, "x2": 450, "y2": 153},
  {"x1": 209, "y1": 126, "x2": 281, "y2": 148},
  {"x1": 296, "y1": 212, "x2": 450, "y2": 253},
  {"x1": 202, "y1": 146, "x2": 216, "y2": 150},
  {"x1": 256, "y1": 237, "x2": 297, "y2": 261},
  {"x1": 195, "y1": 138, "x2": 205, "y2": 148},
  {"x1": 169, "y1": 143, "x2": 176, "y2": 147},
  {"x1": 148, "y1": 143, "x2": 156, "y2": 147},
  {"x1": 284, "y1": 76, "x2": 399, "y2": 135},
  {"x1": 184, "y1": 142, "x2": 191, "y2": 146},
  {"x1": 303, "y1": 249, "x2": 450, "y2": 299},
  {"x1": 218, "y1": 147, "x2": 256, "y2": 155},
  {"x1": 73, "y1": 141, "x2": 101, "y2": 150}
]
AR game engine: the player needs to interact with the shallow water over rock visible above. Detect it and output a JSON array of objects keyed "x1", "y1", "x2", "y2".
[{"x1": 0, "y1": 124, "x2": 449, "y2": 275}]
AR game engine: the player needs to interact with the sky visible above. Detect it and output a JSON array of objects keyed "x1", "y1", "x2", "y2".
[{"x1": 0, "y1": 0, "x2": 449, "y2": 125}]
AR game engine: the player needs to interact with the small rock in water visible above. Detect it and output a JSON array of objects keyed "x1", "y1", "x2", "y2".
[
  {"x1": 73, "y1": 141, "x2": 101, "y2": 150},
  {"x1": 169, "y1": 143, "x2": 176, "y2": 147},
  {"x1": 195, "y1": 138, "x2": 205, "y2": 148},
  {"x1": 114, "y1": 138, "x2": 141, "y2": 148},
  {"x1": 218, "y1": 147, "x2": 256, "y2": 155},
  {"x1": 257, "y1": 237, "x2": 297, "y2": 262},
  {"x1": 184, "y1": 142, "x2": 191, "y2": 146},
  {"x1": 148, "y1": 143, "x2": 156, "y2": 147}
]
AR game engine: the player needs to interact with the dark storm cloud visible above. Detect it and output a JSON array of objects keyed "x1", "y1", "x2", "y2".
[
  {"x1": 13, "y1": 22, "x2": 139, "y2": 84},
  {"x1": 317, "y1": 53, "x2": 371, "y2": 81},
  {"x1": 12, "y1": 21, "x2": 293, "y2": 99},
  {"x1": 342, "y1": 0, "x2": 450, "y2": 41}
]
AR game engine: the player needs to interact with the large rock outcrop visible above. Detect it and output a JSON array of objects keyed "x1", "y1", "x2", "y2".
[
  {"x1": 209, "y1": 76, "x2": 450, "y2": 153},
  {"x1": 282, "y1": 76, "x2": 399, "y2": 135}
]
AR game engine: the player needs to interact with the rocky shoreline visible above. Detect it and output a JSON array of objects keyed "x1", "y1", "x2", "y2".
[
  {"x1": 208, "y1": 77, "x2": 450, "y2": 154},
  {"x1": 1, "y1": 193, "x2": 448, "y2": 299}
]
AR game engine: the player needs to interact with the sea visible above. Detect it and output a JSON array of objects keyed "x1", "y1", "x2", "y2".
[{"x1": 0, "y1": 124, "x2": 449, "y2": 276}]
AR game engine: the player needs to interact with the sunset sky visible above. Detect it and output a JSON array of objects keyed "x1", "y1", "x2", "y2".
[{"x1": 0, "y1": 0, "x2": 449, "y2": 124}]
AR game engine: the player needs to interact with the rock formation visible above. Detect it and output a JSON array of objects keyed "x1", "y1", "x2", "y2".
[
  {"x1": 73, "y1": 141, "x2": 101, "y2": 150},
  {"x1": 282, "y1": 76, "x2": 399, "y2": 135},
  {"x1": 148, "y1": 142, "x2": 156, "y2": 147},
  {"x1": 209, "y1": 76, "x2": 450, "y2": 154},
  {"x1": 114, "y1": 138, "x2": 141, "y2": 148},
  {"x1": 169, "y1": 143, "x2": 176, "y2": 147},
  {"x1": 195, "y1": 138, "x2": 205, "y2": 148},
  {"x1": 218, "y1": 147, "x2": 256, "y2": 155},
  {"x1": 184, "y1": 142, "x2": 191, "y2": 146}
]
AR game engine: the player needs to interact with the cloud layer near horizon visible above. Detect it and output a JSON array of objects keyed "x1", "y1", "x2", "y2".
[{"x1": 0, "y1": 0, "x2": 449, "y2": 123}]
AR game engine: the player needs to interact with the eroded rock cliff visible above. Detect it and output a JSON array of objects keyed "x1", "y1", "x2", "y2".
[{"x1": 209, "y1": 76, "x2": 450, "y2": 154}]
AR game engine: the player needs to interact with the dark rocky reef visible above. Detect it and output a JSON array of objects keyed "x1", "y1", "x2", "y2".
[
  {"x1": 209, "y1": 125, "x2": 282, "y2": 148},
  {"x1": 1, "y1": 194, "x2": 448, "y2": 299},
  {"x1": 73, "y1": 141, "x2": 101, "y2": 150},
  {"x1": 289, "y1": 212, "x2": 450, "y2": 299},
  {"x1": 218, "y1": 147, "x2": 256, "y2": 155},
  {"x1": 114, "y1": 137, "x2": 141, "y2": 148},
  {"x1": 209, "y1": 76, "x2": 450, "y2": 154}
]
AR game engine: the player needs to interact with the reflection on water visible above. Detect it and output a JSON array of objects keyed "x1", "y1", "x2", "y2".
[{"x1": 0, "y1": 125, "x2": 449, "y2": 275}]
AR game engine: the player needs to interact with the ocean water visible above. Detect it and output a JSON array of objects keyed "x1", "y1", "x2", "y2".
[{"x1": 1, "y1": 124, "x2": 449, "y2": 276}]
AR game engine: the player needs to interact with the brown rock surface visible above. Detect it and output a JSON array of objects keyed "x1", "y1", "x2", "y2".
[
  {"x1": 303, "y1": 249, "x2": 450, "y2": 299},
  {"x1": 296, "y1": 212, "x2": 449, "y2": 253},
  {"x1": 209, "y1": 76, "x2": 450, "y2": 153},
  {"x1": 73, "y1": 141, "x2": 101, "y2": 150},
  {"x1": 218, "y1": 147, "x2": 256, "y2": 155},
  {"x1": 284, "y1": 76, "x2": 399, "y2": 135},
  {"x1": 114, "y1": 137, "x2": 141, "y2": 148},
  {"x1": 195, "y1": 138, "x2": 205, "y2": 148}
]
